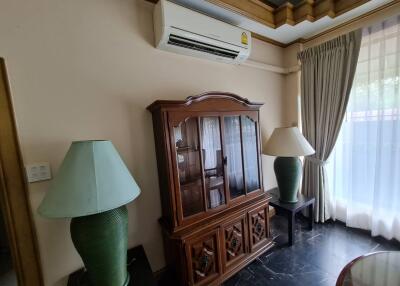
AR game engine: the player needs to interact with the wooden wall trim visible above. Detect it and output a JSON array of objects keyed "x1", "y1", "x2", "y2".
[
  {"x1": 206, "y1": 0, "x2": 370, "y2": 29},
  {"x1": 252, "y1": 33, "x2": 287, "y2": 47},
  {"x1": 0, "y1": 58, "x2": 44, "y2": 286},
  {"x1": 257, "y1": 0, "x2": 400, "y2": 47},
  {"x1": 207, "y1": 0, "x2": 276, "y2": 28},
  {"x1": 144, "y1": 0, "x2": 395, "y2": 48},
  {"x1": 300, "y1": 0, "x2": 400, "y2": 47},
  {"x1": 147, "y1": 0, "x2": 370, "y2": 30}
]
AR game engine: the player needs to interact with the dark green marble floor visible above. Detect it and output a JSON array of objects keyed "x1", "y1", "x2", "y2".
[{"x1": 223, "y1": 215, "x2": 400, "y2": 286}]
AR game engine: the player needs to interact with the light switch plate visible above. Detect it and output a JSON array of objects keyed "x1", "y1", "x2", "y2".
[{"x1": 25, "y1": 162, "x2": 52, "y2": 183}]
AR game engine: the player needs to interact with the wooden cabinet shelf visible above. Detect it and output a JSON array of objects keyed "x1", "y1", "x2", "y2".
[
  {"x1": 147, "y1": 92, "x2": 274, "y2": 286},
  {"x1": 176, "y1": 147, "x2": 197, "y2": 153}
]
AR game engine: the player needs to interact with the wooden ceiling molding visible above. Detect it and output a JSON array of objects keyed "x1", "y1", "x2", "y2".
[
  {"x1": 274, "y1": 2, "x2": 296, "y2": 26},
  {"x1": 252, "y1": 33, "x2": 287, "y2": 47},
  {"x1": 208, "y1": 0, "x2": 276, "y2": 28},
  {"x1": 144, "y1": 0, "x2": 398, "y2": 47},
  {"x1": 206, "y1": 0, "x2": 371, "y2": 28}
]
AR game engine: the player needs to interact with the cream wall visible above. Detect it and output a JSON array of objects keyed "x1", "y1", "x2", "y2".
[
  {"x1": 0, "y1": 0, "x2": 286, "y2": 285},
  {"x1": 282, "y1": 43, "x2": 302, "y2": 128}
]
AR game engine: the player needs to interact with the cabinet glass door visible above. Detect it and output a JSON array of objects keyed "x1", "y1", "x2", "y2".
[
  {"x1": 174, "y1": 118, "x2": 204, "y2": 217},
  {"x1": 200, "y1": 117, "x2": 225, "y2": 209},
  {"x1": 241, "y1": 116, "x2": 260, "y2": 193},
  {"x1": 223, "y1": 116, "x2": 245, "y2": 199}
]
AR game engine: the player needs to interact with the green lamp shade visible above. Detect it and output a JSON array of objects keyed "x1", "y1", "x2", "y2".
[{"x1": 38, "y1": 140, "x2": 141, "y2": 218}]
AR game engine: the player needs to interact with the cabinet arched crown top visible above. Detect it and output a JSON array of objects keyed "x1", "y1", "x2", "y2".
[{"x1": 147, "y1": 91, "x2": 264, "y2": 112}]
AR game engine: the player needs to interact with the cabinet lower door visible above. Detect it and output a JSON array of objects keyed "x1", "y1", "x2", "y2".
[
  {"x1": 248, "y1": 205, "x2": 270, "y2": 251},
  {"x1": 185, "y1": 229, "x2": 221, "y2": 286},
  {"x1": 222, "y1": 214, "x2": 248, "y2": 272}
]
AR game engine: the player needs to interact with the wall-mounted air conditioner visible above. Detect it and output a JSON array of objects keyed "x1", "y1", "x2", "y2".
[{"x1": 153, "y1": 0, "x2": 251, "y2": 64}]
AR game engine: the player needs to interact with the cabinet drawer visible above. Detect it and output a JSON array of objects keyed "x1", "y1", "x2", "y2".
[
  {"x1": 221, "y1": 214, "x2": 248, "y2": 271},
  {"x1": 185, "y1": 229, "x2": 221, "y2": 286},
  {"x1": 248, "y1": 204, "x2": 270, "y2": 251}
]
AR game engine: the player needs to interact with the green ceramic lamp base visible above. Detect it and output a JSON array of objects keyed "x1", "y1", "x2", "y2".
[
  {"x1": 70, "y1": 206, "x2": 129, "y2": 286},
  {"x1": 274, "y1": 156, "x2": 302, "y2": 203}
]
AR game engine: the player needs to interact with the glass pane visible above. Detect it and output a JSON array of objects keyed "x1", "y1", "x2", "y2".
[
  {"x1": 200, "y1": 117, "x2": 225, "y2": 209},
  {"x1": 242, "y1": 116, "x2": 260, "y2": 193},
  {"x1": 174, "y1": 118, "x2": 204, "y2": 217},
  {"x1": 224, "y1": 116, "x2": 245, "y2": 199}
]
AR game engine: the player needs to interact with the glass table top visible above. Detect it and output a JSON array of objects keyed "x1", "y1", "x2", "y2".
[{"x1": 338, "y1": 251, "x2": 400, "y2": 286}]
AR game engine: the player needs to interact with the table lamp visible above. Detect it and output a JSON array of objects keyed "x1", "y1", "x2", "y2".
[
  {"x1": 38, "y1": 140, "x2": 141, "y2": 286},
  {"x1": 263, "y1": 127, "x2": 315, "y2": 203}
]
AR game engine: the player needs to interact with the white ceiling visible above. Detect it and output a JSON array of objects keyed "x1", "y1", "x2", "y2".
[{"x1": 171, "y1": 0, "x2": 393, "y2": 44}]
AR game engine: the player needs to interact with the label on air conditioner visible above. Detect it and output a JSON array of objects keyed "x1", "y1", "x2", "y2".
[{"x1": 241, "y1": 32, "x2": 248, "y2": 45}]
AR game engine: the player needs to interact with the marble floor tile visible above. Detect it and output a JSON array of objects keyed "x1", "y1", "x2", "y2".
[
  {"x1": 223, "y1": 215, "x2": 400, "y2": 286},
  {"x1": 159, "y1": 214, "x2": 400, "y2": 286}
]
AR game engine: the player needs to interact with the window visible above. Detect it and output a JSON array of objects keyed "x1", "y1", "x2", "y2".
[{"x1": 327, "y1": 16, "x2": 400, "y2": 241}]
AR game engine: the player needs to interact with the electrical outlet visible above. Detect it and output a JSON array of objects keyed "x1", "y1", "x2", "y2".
[{"x1": 25, "y1": 162, "x2": 52, "y2": 183}]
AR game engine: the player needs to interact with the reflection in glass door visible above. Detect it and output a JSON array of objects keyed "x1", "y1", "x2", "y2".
[
  {"x1": 242, "y1": 116, "x2": 260, "y2": 193},
  {"x1": 174, "y1": 118, "x2": 204, "y2": 217},
  {"x1": 223, "y1": 116, "x2": 245, "y2": 199},
  {"x1": 174, "y1": 115, "x2": 261, "y2": 216},
  {"x1": 200, "y1": 117, "x2": 225, "y2": 209}
]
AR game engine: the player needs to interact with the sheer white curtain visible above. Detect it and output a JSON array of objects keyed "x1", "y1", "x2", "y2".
[
  {"x1": 327, "y1": 16, "x2": 400, "y2": 241},
  {"x1": 242, "y1": 116, "x2": 259, "y2": 191},
  {"x1": 224, "y1": 116, "x2": 244, "y2": 192},
  {"x1": 201, "y1": 117, "x2": 220, "y2": 169}
]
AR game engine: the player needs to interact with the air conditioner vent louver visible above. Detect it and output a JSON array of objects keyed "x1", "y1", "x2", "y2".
[{"x1": 168, "y1": 34, "x2": 239, "y2": 59}]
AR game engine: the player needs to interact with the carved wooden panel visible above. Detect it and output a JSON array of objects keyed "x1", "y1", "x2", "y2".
[
  {"x1": 186, "y1": 229, "x2": 220, "y2": 285},
  {"x1": 222, "y1": 214, "x2": 248, "y2": 271},
  {"x1": 248, "y1": 205, "x2": 269, "y2": 251}
]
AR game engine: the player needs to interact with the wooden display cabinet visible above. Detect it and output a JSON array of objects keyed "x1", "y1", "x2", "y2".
[{"x1": 147, "y1": 92, "x2": 274, "y2": 285}]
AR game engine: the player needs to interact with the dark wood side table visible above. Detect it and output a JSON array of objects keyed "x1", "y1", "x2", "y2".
[
  {"x1": 268, "y1": 188, "x2": 315, "y2": 246},
  {"x1": 67, "y1": 245, "x2": 157, "y2": 286}
]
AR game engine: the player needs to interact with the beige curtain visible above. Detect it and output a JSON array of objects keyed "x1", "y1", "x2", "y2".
[{"x1": 298, "y1": 30, "x2": 362, "y2": 222}]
